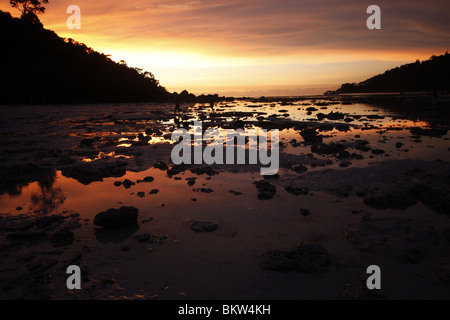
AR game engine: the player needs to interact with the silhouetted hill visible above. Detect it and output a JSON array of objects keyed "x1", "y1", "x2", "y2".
[
  {"x1": 0, "y1": 10, "x2": 170, "y2": 104},
  {"x1": 333, "y1": 52, "x2": 450, "y2": 94}
]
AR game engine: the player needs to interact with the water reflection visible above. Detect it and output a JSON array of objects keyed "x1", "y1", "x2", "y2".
[{"x1": 30, "y1": 171, "x2": 66, "y2": 214}]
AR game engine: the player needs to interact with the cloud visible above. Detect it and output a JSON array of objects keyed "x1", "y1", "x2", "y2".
[{"x1": 1, "y1": 0, "x2": 448, "y2": 94}]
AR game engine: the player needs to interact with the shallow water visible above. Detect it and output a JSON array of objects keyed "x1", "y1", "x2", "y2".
[{"x1": 1, "y1": 97, "x2": 450, "y2": 299}]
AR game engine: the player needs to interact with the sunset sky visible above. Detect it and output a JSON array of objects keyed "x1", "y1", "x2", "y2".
[{"x1": 2, "y1": 0, "x2": 449, "y2": 96}]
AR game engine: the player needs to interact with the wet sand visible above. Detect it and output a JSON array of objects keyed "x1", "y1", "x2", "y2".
[{"x1": 1, "y1": 95, "x2": 450, "y2": 299}]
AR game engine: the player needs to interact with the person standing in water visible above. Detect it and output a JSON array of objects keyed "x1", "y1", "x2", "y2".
[
  {"x1": 174, "y1": 101, "x2": 181, "y2": 113},
  {"x1": 209, "y1": 98, "x2": 215, "y2": 112}
]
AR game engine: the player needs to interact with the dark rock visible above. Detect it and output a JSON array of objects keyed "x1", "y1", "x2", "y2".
[
  {"x1": 345, "y1": 214, "x2": 438, "y2": 263},
  {"x1": 6, "y1": 231, "x2": 46, "y2": 241},
  {"x1": 191, "y1": 221, "x2": 218, "y2": 232},
  {"x1": 154, "y1": 162, "x2": 169, "y2": 171},
  {"x1": 335, "y1": 124, "x2": 351, "y2": 132},
  {"x1": 142, "y1": 217, "x2": 154, "y2": 223},
  {"x1": 122, "y1": 179, "x2": 135, "y2": 189},
  {"x1": 137, "y1": 192, "x2": 145, "y2": 198},
  {"x1": 142, "y1": 176, "x2": 155, "y2": 183},
  {"x1": 133, "y1": 233, "x2": 157, "y2": 243},
  {"x1": 36, "y1": 215, "x2": 66, "y2": 229},
  {"x1": 149, "y1": 189, "x2": 159, "y2": 195},
  {"x1": 229, "y1": 190, "x2": 242, "y2": 195},
  {"x1": 300, "y1": 129, "x2": 323, "y2": 144},
  {"x1": 339, "y1": 162, "x2": 352, "y2": 168},
  {"x1": 50, "y1": 228, "x2": 74, "y2": 246},
  {"x1": 114, "y1": 181, "x2": 122, "y2": 187},
  {"x1": 61, "y1": 160, "x2": 128, "y2": 185},
  {"x1": 186, "y1": 177, "x2": 197, "y2": 186},
  {"x1": 354, "y1": 140, "x2": 371, "y2": 152},
  {"x1": 259, "y1": 243, "x2": 331, "y2": 273},
  {"x1": 292, "y1": 165, "x2": 308, "y2": 174},
  {"x1": 94, "y1": 206, "x2": 139, "y2": 228},
  {"x1": 254, "y1": 180, "x2": 276, "y2": 200},
  {"x1": 325, "y1": 111, "x2": 345, "y2": 120},
  {"x1": 410, "y1": 127, "x2": 448, "y2": 137},
  {"x1": 285, "y1": 186, "x2": 309, "y2": 196},
  {"x1": 299, "y1": 208, "x2": 311, "y2": 216},
  {"x1": 371, "y1": 149, "x2": 385, "y2": 155},
  {"x1": 363, "y1": 181, "x2": 417, "y2": 210},
  {"x1": 190, "y1": 167, "x2": 218, "y2": 176},
  {"x1": 80, "y1": 138, "x2": 94, "y2": 147},
  {"x1": 200, "y1": 188, "x2": 213, "y2": 193}
]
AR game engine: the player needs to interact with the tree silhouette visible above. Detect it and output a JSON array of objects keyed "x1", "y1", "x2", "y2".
[{"x1": 10, "y1": 0, "x2": 48, "y2": 24}]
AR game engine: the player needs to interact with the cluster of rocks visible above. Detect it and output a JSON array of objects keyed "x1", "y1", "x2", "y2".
[{"x1": 258, "y1": 243, "x2": 331, "y2": 273}]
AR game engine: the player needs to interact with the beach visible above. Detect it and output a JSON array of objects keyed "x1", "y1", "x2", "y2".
[{"x1": 1, "y1": 94, "x2": 449, "y2": 299}]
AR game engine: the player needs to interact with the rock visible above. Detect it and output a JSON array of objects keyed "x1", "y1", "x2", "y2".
[
  {"x1": 149, "y1": 189, "x2": 159, "y2": 195},
  {"x1": 142, "y1": 176, "x2": 155, "y2": 183},
  {"x1": 363, "y1": 181, "x2": 417, "y2": 210},
  {"x1": 114, "y1": 181, "x2": 122, "y2": 187},
  {"x1": 35, "y1": 215, "x2": 66, "y2": 229},
  {"x1": 61, "y1": 160, "x2": 128, "y2": 185},
  {"x1": 6, "y1": 231, "x2": 47, "y2": 241},
  {"x1": 299, "y1": 208, "x2": 311, "y2": 216},
  {"x1": 410, "y1": 127, "x2": 448, "y2": 137},
  {"x1": 186, "y1": 177, "x2": 197, "y2": 186},
  {"x1": 133, "y1": 233, "x2": 157, "y2": 243},
  {"x1": 191, "y1": 221, "x2": 218, "y2": 233},
  {"x1": 341, "y1": 283, "x2": 385, "y2": 300},
  {"x1": 200, "y1": 188, "x2": 213, "y2": 193},
  {"x1": 395, "y1": 142, "x2": 404, "y2": 149},
  {"x1": 50, "y1": 228, "x2": 74, "y2": 246},
  {"x1": 80, "y1": 138, "x2": 94, "y2": 147},
  {"x1": 292, "y1": 164, "x2": 308, "y2": 174},
  {"x1": 190, "y1": 167, "x2": 218, "y2": 176},
  {"x1": 253, "y1": 180, "x2": 276, "y2": 200},
  {"x1": 325, "y1": 111, "x2": 345, "y2": 120},
  {"x1": 339, "y1": 162, "x2": 352, "y2": 168},
  {"x1": 137, "y1": 192, "x2": 145, "y2": 198},
  {"x1": 154, "y1": 162, "x2": 169, "y2": 170},
  {"x1": 336, "y1": 124, "x2": 351, "y2": 132},
  {"x1": 284, "y1": 186, "x2": 309, "y2": 196},
  {"x1": 259, "y1": 243, "x2": 331, "y2": 273},
  {"x1": 345, "y1": 214, "x2": 438, "y2": 263},
  {"x1": 142, "y1": 217, "x2": 153, "y2": 224},
  {"x1": 300, "y1": 129, "x2": 323, "y2": 144},
  {"x1": 371, "y1": 149, "x2": 385, "y2": 155},
  {"x1": 354, "y1": 140, "x2": 371, "y2": 152},
  {"x1": 228, "y1": 190, "x2": 242, "y2": 195},
  {"x1": 122, "y1": 179, "x2": 135, "y2": 189},
  {"x1": 94, "y1": 206, "x2": 139, "y2": 228}
]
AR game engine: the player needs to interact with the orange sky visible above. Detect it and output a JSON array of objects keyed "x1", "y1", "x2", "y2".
[{"x1": 2, "y1": 0, "x2": 449, "y2": 96}]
